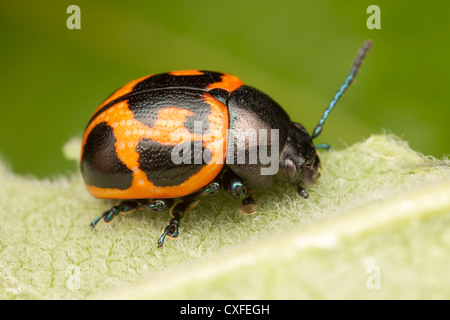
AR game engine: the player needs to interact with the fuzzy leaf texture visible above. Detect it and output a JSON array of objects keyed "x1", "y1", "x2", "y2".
[{"x1": 0, "y1": 134, "x2": 449, "y2": 299}]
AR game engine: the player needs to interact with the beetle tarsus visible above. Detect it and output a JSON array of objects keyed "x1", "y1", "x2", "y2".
[
  {"x1": 239, "y1": 196, "x2": 257, "y2": 215},
  {"x1": 158, "y1": 219, "x2": 180, "y2": 248},
  {"x1": 297, "y1": 184, "x2": 309, "y2": 199}
]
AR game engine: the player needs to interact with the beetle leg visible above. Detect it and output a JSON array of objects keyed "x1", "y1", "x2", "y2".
[
  {"x1": 157, "y1": 180, "x2": 221, "y2": 248},
  {"x1": 297, "y1": 182, "x2": 310, "y2": 199},
  {"x1": 90, "y1": 200, "x2": 139, "y2": 229},
  {"x1": 239, "y1": 195, "x2": 257, "y2": 215},
  {"x1": 222, "y1": 170, "x2": 257, "y2": 215},
  {"x1": 90, "y1": 198, "x2": 175, "y2": 230},
  {"x1": 140, "y1": 198, "x2": 175, "y2": 212}
]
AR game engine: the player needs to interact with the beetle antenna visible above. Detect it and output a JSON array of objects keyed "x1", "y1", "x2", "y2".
[{"x1": 311, "y1": 40, "x2": 372, "y2": 139}]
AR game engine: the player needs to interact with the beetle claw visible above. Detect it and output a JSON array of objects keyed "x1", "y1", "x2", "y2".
[
  {"x1": 157, "y1": 219, "x2": 180, "y2": 248},
  {"x1": 297, "y1": 184, "x2": 309, "y2": 199},
  {"x1": 238, "y1": 196, "x2": 257, "y2": 215}
]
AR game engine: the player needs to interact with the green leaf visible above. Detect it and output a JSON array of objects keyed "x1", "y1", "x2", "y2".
[{"x1": 1, "y1": 134, "x2": 449, "y2": 299}]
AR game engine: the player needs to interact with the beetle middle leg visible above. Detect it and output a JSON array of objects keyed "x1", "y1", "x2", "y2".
[
  {"x1": 140, "y1": 198, "x2": 175, "y2": 212},
  {"x1": 157, "y1": 179, "x2": 221, "y2": 248},
  {"x1": 222, "y1": 169, "x2": 257, "y2": 215}
]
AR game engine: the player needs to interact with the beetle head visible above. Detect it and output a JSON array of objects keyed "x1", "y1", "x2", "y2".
[{"x1": 278, "y1": 122, "x2": 321, "y2": 197}]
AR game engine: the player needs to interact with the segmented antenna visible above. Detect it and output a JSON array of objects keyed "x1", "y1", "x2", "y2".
[{"x1": 311, "y1": 40, "x2": 372, "y2": 139}]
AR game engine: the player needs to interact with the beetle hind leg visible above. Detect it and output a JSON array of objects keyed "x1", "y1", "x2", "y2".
[
  {"x1": 157, "y1": 180, "x2": 221, "y2": 248},
  {"x1": 90, "y1": 200, "x2": 140, "y2": 229},
  {"x1": 90, "y1": 198, "x2": 174, "y2": 229},
  {"x1": 223, "y1": 170, "x2": 257, "y2": 215}
]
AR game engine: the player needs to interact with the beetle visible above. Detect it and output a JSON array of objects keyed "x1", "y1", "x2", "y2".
[{"x1": 81, "y1": 41, "x2": 371, "y2": 248}]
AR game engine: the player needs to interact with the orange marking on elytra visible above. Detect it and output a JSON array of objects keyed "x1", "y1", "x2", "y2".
[
  {"x1": 169, "y1": 70, "x2": 204, "y2": 76},
  {"x1": 206, "y1": 73, "x2": 244, "y2": 93}
]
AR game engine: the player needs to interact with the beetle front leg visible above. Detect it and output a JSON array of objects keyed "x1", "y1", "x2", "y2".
[
  {"x1": 157, "y1": 180, "x2": 221, "y2": 248},
  {"x1": 223, "y1": 170, "x2": 257, "y2": 215},
  {"x1": 297, "y1": 182, "x2": 309, "y2": 199}
]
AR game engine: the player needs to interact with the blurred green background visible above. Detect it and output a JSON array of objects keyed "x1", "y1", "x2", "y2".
[{"x1": 0, "y1": 0, "x2": 448, "y2": 178}]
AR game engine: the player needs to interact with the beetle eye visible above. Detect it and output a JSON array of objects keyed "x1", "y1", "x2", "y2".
[{"x1": 285, "y1": 157, "x2": 305, "y2": 184}]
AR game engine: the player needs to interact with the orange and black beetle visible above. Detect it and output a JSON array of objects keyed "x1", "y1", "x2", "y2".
[{"x1": 81, "y1": 42, "x2": 371, "y2": 248}]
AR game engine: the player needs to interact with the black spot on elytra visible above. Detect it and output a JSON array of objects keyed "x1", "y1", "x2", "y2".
[
  {"x1": 136, "y1": 138, "x2": 212, "y2": 187},
  {"x1": 127, "y1": 88, "x2": 212, "y2": 134},
  {"x1": 81, "y1": 122, "x2": 133, "y2": 190},
  {"x1": 131, "y1": 71, "x2": 224, "y2": 93}
]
